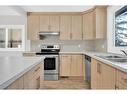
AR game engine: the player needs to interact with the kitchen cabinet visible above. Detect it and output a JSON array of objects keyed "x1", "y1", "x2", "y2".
[
  {"x1": 91, "y1": 58, "x2": 116, "y2": 89},
  {"x1": 71, "y1": 55, "x2": 83, "y2": 76},
  {"x1": 83, "y1": 6, "x2": 107, "y2": 40},
  {"x1": 40, "y1": 15, "x2": 60, "y2": 32},
  {"x1": 116, "y1": 70, "x2": 127, "y2": 89},
  {"x1": 95, "y1": 6, "x2": 107, "y2": 39},
  {"x1": 60, "y1": 54, "x2": 71, "y2": 76},
  {"x1": 60, "y1": 15, "x2": 82, "y2": 40},
  {"x1": 24, "y1": 63, "x2": 43, "y2": 89},
  {"x1": 60, "y1": 54, "x2": 83, "y2": 76},
  {"x1": 27, "y1": 15, "x2": 40, "y2": 40},
  {"x1": 7, "y1": 76, "x2": 24, "y2": 89},
  {"x1": 6, "y1": 63, "x2": 43, "y2": 89},
  {"x1": 83, "y1": 10, "x2": 95, "y2": 40},
  {"x1": 71, "y1": 16, "x2": 82, "y2": 40},
  {"x1": 60, "y1": 16, "x2": 71, "y2": 40}
]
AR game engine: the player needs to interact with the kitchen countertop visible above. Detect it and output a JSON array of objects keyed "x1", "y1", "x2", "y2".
[
  {"x1": 0, "y1": 56, "x2": 44, "y2": 89},
  {"x1": 24, "y1": 51, "x2": 127, "y2": 74},
  {"x1": 59, "y1": 51, "x2": 83, "y2": 54},
  {"x1": 83, "y1": 51, "x2": 127, "y2": 73}
]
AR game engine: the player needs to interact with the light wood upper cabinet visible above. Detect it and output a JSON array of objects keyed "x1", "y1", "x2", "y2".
[
  {"x1": 91, "y1": 58, "x2": 116, "y2": 89},
  {"x1": 40, "y1": 16, "x2": 50, "y2": 31},
  {"x1": 95, "y1": 7, "x2": 107, "y2": 39},
  {"x1": 50, "y1": 16, "x2": 60, "y2": 31},
  {"x1": 60, "y1": 54, "x2": 83, "y2": 77},
  {"x1": 83, "y1": 6, "x2": 107, "y2": 40},
  {"x1": 40, "y1": 15, "x2": 60, "y2": 32},
  {"x1": 83, "y1": 11, "x2": 95, "y2": 40},
  {"x1": 27, "y1": 15, "x2": 40, "y2": 40},
  {"x1": 60, "y1": 15, "x2": 82, "y2": 40},
  {"x1": 60, "y1": 16, "x2": 71, "y2": 40},
  {"x1": 71, "y1": 16, "x2": 82, "y2": 40}
]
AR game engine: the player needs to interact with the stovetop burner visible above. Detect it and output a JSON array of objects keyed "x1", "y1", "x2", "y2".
[{"x1": 36, "y1": 44, "x2": 60, "y2": 55}]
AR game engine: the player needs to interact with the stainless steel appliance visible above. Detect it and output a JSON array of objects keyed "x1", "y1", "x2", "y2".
[
  {"x1": 36, "y1": 44, "x2": 60, "y2": 80},
  {"x1": 85, "y1": 55, "x2": 91, "y2": 83}
]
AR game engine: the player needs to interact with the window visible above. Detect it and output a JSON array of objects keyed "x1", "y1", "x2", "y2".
[
  {"x1": 115, "y1": 6, "x2": 127, "y2": 46},
  {"x1": 0, "y1": 25, "x2": 25, "y2": 51}
]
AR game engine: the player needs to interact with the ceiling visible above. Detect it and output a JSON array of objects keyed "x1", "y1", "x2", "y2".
[
  {"x1": 21, "y1": 6, "x2": 94, "y2": 12},
  {"x1": 0, "y1": 6, "x2": 94, "y2": 16},
  {"x1": 0, "y1": 6, "x2": 21, "y2": 15}
]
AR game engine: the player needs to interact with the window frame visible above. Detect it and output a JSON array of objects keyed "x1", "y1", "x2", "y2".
[
  {"x1": 114, "y1": 6, "x2": 127, "y2": 47},
  {"x1": 0, "y1": 25, "x2": 25, "y2": 51}
]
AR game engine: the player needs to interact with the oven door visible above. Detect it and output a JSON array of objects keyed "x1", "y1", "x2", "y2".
[{"x1": 44, "y1": 55, "x2": 58, "y2": 74}]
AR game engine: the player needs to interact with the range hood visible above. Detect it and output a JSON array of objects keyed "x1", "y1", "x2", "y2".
[{"x1": 38, "y1": 32, "x2": 60, "y2": 36}]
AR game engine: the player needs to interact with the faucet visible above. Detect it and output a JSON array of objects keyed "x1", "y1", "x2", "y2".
[{"x1": 121, "y1": 50, "x2": 127, "y2": 56}]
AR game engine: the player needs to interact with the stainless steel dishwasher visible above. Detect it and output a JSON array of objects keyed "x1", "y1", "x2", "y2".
[{"x1": 85, "y1": 55, "x2": 91, "y2": 83}]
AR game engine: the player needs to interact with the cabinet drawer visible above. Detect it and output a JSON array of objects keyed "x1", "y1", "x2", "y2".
[
  {"x1": 117, "y1": 70, "x2": 127, "y2": 87},
  {"x1": 29, "y1": 63, "x2": 42, "y2": 76}
]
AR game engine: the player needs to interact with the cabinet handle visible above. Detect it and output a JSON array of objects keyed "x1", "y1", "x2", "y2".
[
  {"x1": 48, "y1": 25, "x2": 51, "y2": 30},
  {"x1": 35, "y1": 67, "x2": 40, "y2": 72},
  {"x1": 115, "y1": 85, "x2": 119, "y2": 89},
  {"x1": 70, "y1": 33, "x2": 72, "y2": 39},
  {"x1": 97, "y1": 63, "x2": 101, "y2": 74},
  {"x1": 122, "y1": 78, "x2": 127, "y2": 83}
]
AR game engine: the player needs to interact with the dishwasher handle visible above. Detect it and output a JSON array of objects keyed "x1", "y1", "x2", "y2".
[{"x1": 85, "y1": 55, "x2": 91, "y2": 62}]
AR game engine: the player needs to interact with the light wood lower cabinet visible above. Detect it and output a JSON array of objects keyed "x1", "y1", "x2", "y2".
[
  {"x1": 6, "y1": 76, "x2": 24, "y2": 89},
  {"x1": 116, "y1": 70, "x2": 127, "y2": 89},
  {"x1": 91, "y1": 58, "x2": 116, "y2": 89},
  {"x1": 60, "y1": 54, "x2": 83, "y2": 77},
  {"x1": 71, "y1": 55, "x2": 83, "y2": 76},
  {"x1": 6, "y1": 63, "x2": 43, "y2": 89}
]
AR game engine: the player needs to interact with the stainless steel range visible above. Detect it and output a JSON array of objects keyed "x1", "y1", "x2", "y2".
[{"x1": 36, "y1": 44, "x2": 60, "y2": 80}]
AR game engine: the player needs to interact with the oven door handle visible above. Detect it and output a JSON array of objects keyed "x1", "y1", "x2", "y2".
[{"x1": 44, "y1": 56, "x2": 58, "y2": 59}]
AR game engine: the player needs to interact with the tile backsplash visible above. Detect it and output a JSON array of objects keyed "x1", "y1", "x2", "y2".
[
  {"x1": 29, "y1": 36, "x2": 107, "y2": 52},
  {"x1": 30, "y1": 36, "x2": 95, "y2": 52},
  {"x1": 94, "y1": 39, "x2": 107, "y2": 52}
]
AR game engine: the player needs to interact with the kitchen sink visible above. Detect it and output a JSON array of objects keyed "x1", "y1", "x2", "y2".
[
  {"x1": 96, "y1": 55, "x2": 127, "y2": 63},
  {"x1": 107, "y1": 58, "x2": 127, "y2": 62},
  {"x1": 96, "y1": 55, "x2": 123, "y2": 59}
]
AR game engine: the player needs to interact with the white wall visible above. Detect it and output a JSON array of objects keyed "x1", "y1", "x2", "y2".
[
  {"x1": 107, "y1": 6, "x2": 127, "y2": 54},
  {"x1": 0, "y1": 15, "x2": 26, "y2": 25}
]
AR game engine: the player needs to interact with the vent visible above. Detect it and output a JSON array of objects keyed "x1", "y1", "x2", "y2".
[{"x1": 38, "y1": 32, "x2": 60, "y2": 36}]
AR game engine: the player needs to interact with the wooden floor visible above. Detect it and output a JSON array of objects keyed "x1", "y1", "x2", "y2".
[{"x1": 40, "y1": 76, "x2": 90, "y2": 89}]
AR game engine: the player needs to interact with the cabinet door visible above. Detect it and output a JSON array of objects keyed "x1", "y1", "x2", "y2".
[
  {"x1": 50, "y1": 16, "x2": 60, "y2": 32},
  {"x1": 101, "y1": 63, "x2": 116, "y2": 89},
  {"x1": 95, "y1": 7, "x2": 107, "y2": 39},
  {"x1": 91, "y1": 59, "x2": 101, "y2": 89},
  {"x1": 27, "y1": 15, "x2": 39, "y2": 40},
  {"x1": 7, "y1": 79, "x2": 19, "y2": 89},
  {"x1": 71, "y1": 16, "x2": 82, "y2": 40},
  {"x1": 24, "y1": 63, "x2": 42, "y2": 89},
  {"x1": 83, "y1": 11, "x2": 95, "y2": 40},
  {"x1": 7, "y1": 76, "x2": 24, "y2": 89},
  {"x1": 91, "y1": 59, "x2": 116, "y2": 89},
  {"x1": 60, "y1": 16, "x2": 71, "y2": 40},
  {"x1": 71, "y1": 55, "x2": 83, "y2": 76},
  {"x1": 40, "y1": 16, "x2": 50, "y2": 31},
  {"x1": 117, "y1": 70, "x2": 127, "y2": 89},
  {"x1": 60, "y1": 55, "x2": 71, "y2": 76}
]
